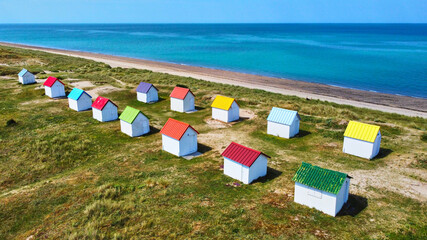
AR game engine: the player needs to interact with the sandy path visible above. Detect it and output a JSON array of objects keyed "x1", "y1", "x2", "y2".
[{"x1": 1, "y1": 42, "x2": 426, "y2": 118}]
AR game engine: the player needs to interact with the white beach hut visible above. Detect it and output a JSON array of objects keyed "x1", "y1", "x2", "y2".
[
  {"x1": 136, "y1": 82, "x2": 159, "y2": 103},
  {"x1": 211, "y1": 95, "x2": 240, "y2": 122},
  {"x1": 119, "y1": 106, "x2": 150, "y2": 137},
  {"x1": 292, "y1": 162, "x2": 351, "y2": 217},
  {"x1": 43, "y1": 76, "x2": 65, "y2": 98},
  {"x1": 67, "y1": 88, "x2": 92, "y2": 112},
  {"x1": 91, "y1": 96, "x2": 118, "y2": 122},
  {"x1": 267, "y1": 107, "x2": 300, "y2": 139},
  {"x1": 170, "y1": 87, "x2": 195, "y2": 113},
  {"x1": 160, "y1": 118, "x2": 199, "y2": 157},
  {"x1": 222, "y1": 142, "x2": 270, "y2": 184},
  {"x1": 343, "y1": 121, "x2": 381, "y2": 159},
  {"x1": 18, "y1": 68, "x2": 36, "y2": 84}
]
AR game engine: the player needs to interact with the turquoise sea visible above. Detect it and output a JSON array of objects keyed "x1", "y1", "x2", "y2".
[{"x1": 0, "y1": 24, "x2": 426, "y2": 98}]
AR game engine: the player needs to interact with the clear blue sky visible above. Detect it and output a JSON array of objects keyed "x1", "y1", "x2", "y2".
[{"x1": 0, "y1": 0, "x2": 426, "y2": 23}]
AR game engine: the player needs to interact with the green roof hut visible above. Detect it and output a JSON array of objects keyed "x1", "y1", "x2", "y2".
[
  {"x1": 292, "y1": 162, "x2": 351, "y2": 216},
  {"x1": 119, "y1": 106, "x2": 150, "y2": 137}
]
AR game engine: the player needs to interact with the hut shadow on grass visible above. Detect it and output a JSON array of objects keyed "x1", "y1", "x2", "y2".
[
  {"x1": 337, "y1": 194, "x2": 368, "y2": 217},
  {"x1": 195, "y1": 106, "x2": 206, "y2": 111},
  {"x1": 144, "y1": 126, "x2": 160, "y2": 137},
  {"x1": 198, "y1": 143, "x2": 212, "y2": 154},
  {"x1": 53, "y1": 96, "x2": 67, "y2": 100},
  {"x1": 295, "y1": 130, "x2": 311, "y2": 138},
  {"x1": 232, "y1": 116, "x2": 250, "y2": 123},
  {"x1": 151, "y1": 97, "x2": 166, "y2": 103},
  {"x1": 176, "y1": 84, "x2": 189, "y2": 88},
  {"x1": 253, "y1": 167, "x2": 283, "y2": 183},
  {"x1": 374, "y1": 148, "x2": 393, "y2": 160},
  {"x1": 20, "y1": 82, "x2": 37, "y2": 85}
]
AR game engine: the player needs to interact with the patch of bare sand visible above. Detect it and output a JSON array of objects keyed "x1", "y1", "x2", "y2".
[
  {"x1": 350, "y1": 166, "x2": 427, "y2": 201},
  {"x1": 112, "y1": 77, "x2": 131, "y2": 87},
  {"x1": 198, "y1": 129, "x2": 255, "y2": 153},
  {"x1": 70, "y1": 80, "x2": 95, "y2": 89},
  {"x1": 205, "y1": 118, "x2": 231, "y2": 129},
  {"x1": 34, "y1": 79, "x2": 45, "y2": 89},
  {"x1": 12, "y1": 88, "x2": 22, "y2": 94},
  {"x1": 87, "y1": 85, "x2": 121, "y2": 98},
  {"x1": 240, "y1": 109, "x2": 256, "y2": 120}
]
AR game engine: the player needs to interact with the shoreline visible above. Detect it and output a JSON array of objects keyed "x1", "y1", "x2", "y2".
[{"x1": 1, "y1": 41, "x2": 426, "y2": 118}]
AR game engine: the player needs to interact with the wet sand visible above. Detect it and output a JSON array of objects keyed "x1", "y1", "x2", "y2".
[{"x1": 1, "y1": 42, "x2": 426, "y2": 118}]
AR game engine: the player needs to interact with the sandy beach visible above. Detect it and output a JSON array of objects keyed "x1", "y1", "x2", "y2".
[{"x1": 1, "y1": 42, "x2": 426, "y2": 118}]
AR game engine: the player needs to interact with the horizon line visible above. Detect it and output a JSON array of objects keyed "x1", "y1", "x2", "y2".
[{"x1": 1, "y1": 22, "x2": 427, "y2": 25}]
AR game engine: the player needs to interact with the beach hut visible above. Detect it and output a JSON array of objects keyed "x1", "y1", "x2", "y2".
[
  {"x1": 211, "y1": 95, "x2": 240, "y2": 122},
  {"x1": 170, "y1": 87, "x2": 195, "y2": 112},
  {"x1": 160, "y1": 118, "x2": 199, "y2": 157},
  {"x1": 222, "y1": 142, "x2": 270, "y2": 184},
  {"x1": 67, "y1": 88, "x2": 92, "y2": 111},
  {"x1": 267, "y1": 107, "x2": 300, "y2": 139},
  {"x1": 43, "y1": 76, "x2": 65, "y2": 98},
  {"x1": 18, "y1": 68, "x2": 36, "y2": 85},
  {"x1": 91, "y1": 96, "x2": 118, "y2": 122},
  {"x1": 119, "y1": 106, "x2": 150, "y2": 137},
  {"x1": 136, "y1": 82, "x2": 159, "y2": 103},
  {"x1": 343, "y1": 121, "x2": 381, "y2": 159},
  {"x1": 292, "y1": 162, "x2": 351, "y2": 217}
]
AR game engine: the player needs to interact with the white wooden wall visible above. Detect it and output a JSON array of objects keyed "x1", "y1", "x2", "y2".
[
  {"x1": 120, "y1": 113, "x2": 150, "y2": 137},
  {"x1": 224, "y1": 155, "x2": 267, "y2": 184},
  {"x1": 334, "y1": 178, "x2": 350, "y2": 215},
  {"x1": 267, "y1": 118, "x2": 299, "y2": 139},
  {"x1": 170, "y1": 98, "x2": 184, "y2": 112},
  {"x1": 162, "y1": 128, "x2": 197, "y2": 156},
  {"x1": 248, "y1": 155, "x2": 268, "y2": 183},
  {"x1": 19, "y1": 72, "x2": 36, "y2": 84},
  {"x1": 162, "y1": 134, "x2": 180, "y2": 156},
  {"x1": 212, "y1": 102, "x2": 239, "y2": 122},
  {"x1": 45, "y1": 81, "x2": 65, "y2": 98},
  {"x1": 92, "y1": 102, "x2": 118, "y2": 122},
  {"x1": 294, "y1": 182, "x2": 339, "y2": 216},
  {"x1": 137, "y1": 87, "x2": 158, "y2": 103},
  {"x1": 343, "y1": 132, "x2": 381, "y2": 159},
  {"x1": 68, "y1": 93, "x2": 92, "y2": 111},
  {"x1": 171, "y1": 94, "x2": 195, "y2": 112},
  {"x1": 178, "y1": 128, "x2": 198, "y2": 156}
]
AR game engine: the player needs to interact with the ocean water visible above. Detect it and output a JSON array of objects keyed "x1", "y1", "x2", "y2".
[{"x1": 0, "y1": 24, "x2": 426, "y2": 98}]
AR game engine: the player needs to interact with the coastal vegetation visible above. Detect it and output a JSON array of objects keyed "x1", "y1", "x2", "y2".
[{"x1": 0, "y1": 45, "x2": 426, "y2": 239}]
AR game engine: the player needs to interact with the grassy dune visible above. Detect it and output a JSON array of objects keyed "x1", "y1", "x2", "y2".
[{"x1": 0, "y1": 46, "x2": 426, "y2": 239}]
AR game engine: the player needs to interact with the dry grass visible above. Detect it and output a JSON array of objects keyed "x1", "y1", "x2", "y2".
[{"x1": 0, "y1": 45, "x2": 426, "y2": 239}]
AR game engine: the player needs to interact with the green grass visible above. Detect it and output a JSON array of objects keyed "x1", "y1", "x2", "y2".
[{"x1": 0, "y1": 45, "x2": 426, "y2": 239}]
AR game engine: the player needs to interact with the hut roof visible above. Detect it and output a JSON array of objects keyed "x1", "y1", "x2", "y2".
[
  {"x1": 119, "y1": 106, "x2": 144, "y2": 124},
  {"x1": 170, "y1": 87, "x2": 194, "y2": 100},
  {"x1": 160, "y1": 118, "x2": 198, "y2": 140},
  {"x1": 292, "y1": 162, "x2": 348, "y2": 195},
  {"x1": 18, "y1": 68, "x2": 28, "y2": 77},
  {"x1": 68, "y1": 88, "x2": 91, "y2": 101},
  {"x1": 267, "y1": 107, "x2": 300, "y2": 126},
  {"x1": 221, "y1": 142, "x2": 270, "y2": 167},
  {"x1": 91, "y1": 96, "x2": 117, "y2": 110},
  {"x1": 136, "y1": 82, "x2": 157, "y2": 93},
  {"x1": 344, "y1": 121, "x2": 380, "y2": 143},
  {"x1": 43, "y1": 76, "x2": 64, "y2": 87},
  {"x1": 211, "y1": 95, "x2": 238, "y2": 110}
]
